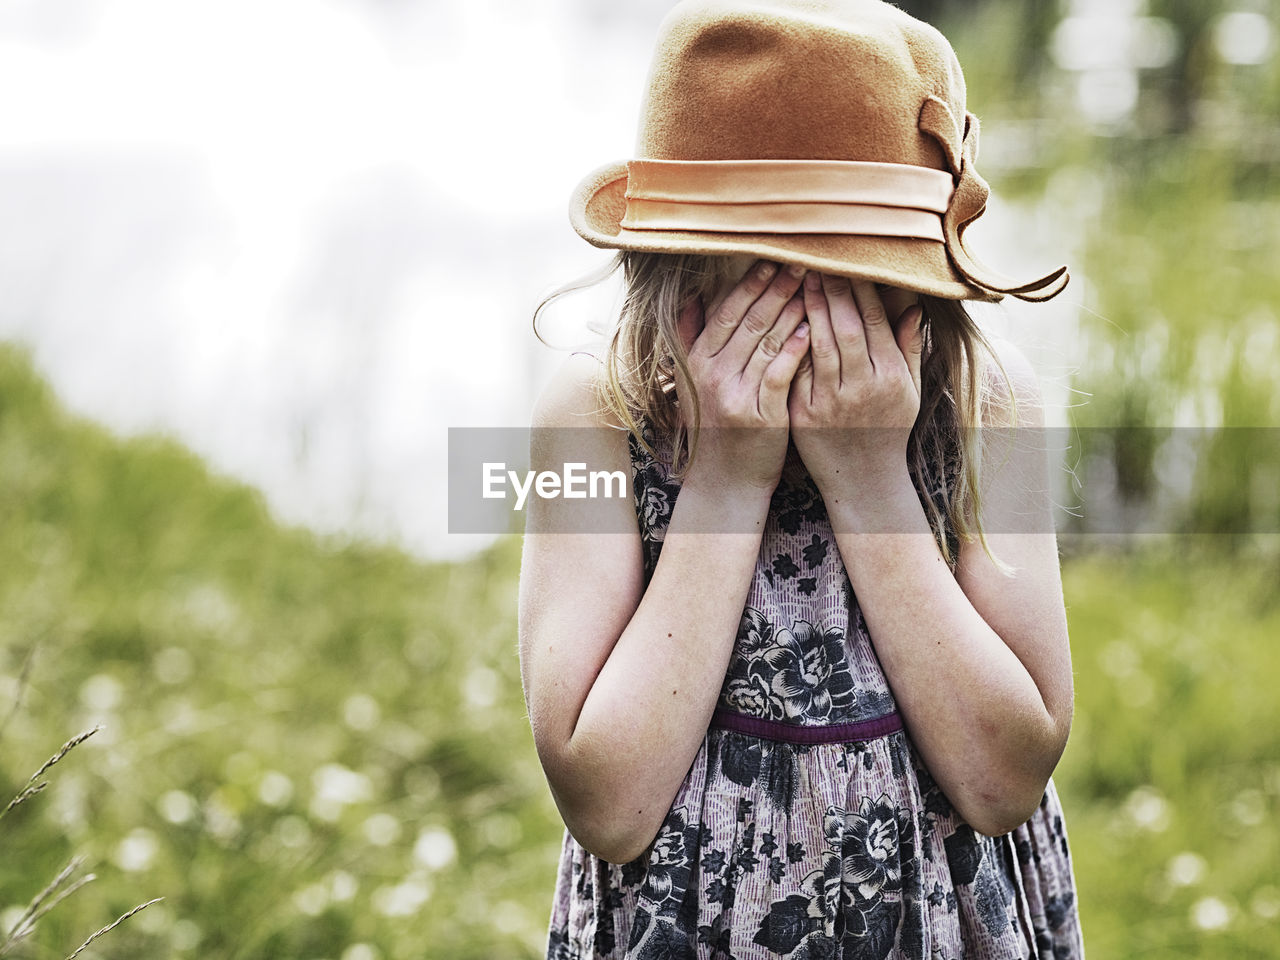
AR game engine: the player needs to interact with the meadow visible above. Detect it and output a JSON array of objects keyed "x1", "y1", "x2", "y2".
[
  {"x1": 2, "y1": 343, "x2": 1278, "y2": 958},
  {"x1": 3, "y1": 5, "x2": 1280, "y2": 955}
]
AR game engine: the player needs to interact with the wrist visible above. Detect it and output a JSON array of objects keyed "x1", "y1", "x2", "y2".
[
  {"x1": 671, "y1": 472, "x2": 774, "y2": 535},
  {"x1": 823, "y1": 469, "x2": 929, "y2": 535},
  {"x1": 681, "y1": 452, "x2": 781, "y2": 502}
]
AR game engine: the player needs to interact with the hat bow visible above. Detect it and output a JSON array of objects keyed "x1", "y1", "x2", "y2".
[{"x1": 920, "y1": 96, "x2": 1069, "y2": 303}]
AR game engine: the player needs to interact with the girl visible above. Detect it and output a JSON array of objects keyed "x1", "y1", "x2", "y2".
[{"x1": 519, "y1": 1, "x2": 1084, "y2": 957}]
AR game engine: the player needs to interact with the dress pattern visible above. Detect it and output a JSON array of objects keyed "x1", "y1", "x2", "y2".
[{"x1": 545, "y1": 419, "x2": 1085, "y2": 959}]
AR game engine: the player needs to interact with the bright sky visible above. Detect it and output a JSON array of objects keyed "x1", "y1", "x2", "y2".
[
  {"x1": 0, "y1": 0, "x2": 653, "y2": 558},
  {"x1": 0, "y1": 0, "x2": 1082, "y2": 559}
]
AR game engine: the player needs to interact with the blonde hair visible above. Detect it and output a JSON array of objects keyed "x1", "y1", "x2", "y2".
[{"x1": 534, "y1": 251, "x2": 1018, "y2": 569}]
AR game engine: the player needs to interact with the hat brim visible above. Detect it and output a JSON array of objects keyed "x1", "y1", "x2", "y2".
[{"x1": 569, "y1": 161, "x2": 1001, "y2": 303}]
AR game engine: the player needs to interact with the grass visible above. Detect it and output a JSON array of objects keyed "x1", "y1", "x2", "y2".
[
  {"x1": 1, "y1": 341, "x2": 1278, "y2": 958},
  {"x1": 0, "y1": 343, "x2": 562, "y2": 958},
  {"x1": 1058, "y1": 540, "x2": 1280, "y2": 957}
]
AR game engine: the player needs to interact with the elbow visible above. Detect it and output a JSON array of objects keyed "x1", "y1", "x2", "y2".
[
  {"x1": 962, "y1": 707, "x2": 1071, "y2": 837},
  {"x1": 959, "y1": 789, "x2": 1047, "y2": 838},
  {"x1": 539, "y1": 740, "x2": 661, "y2": 865},
  {"x1": 955, "y1": 760, "x2": 1059, "y2": 838},
  {"x1": 573, "y1": 821, "x2": 655, "y2": 866},
  {"x1": 553, "y1": 793, "x2": 657, "y2": 864}
]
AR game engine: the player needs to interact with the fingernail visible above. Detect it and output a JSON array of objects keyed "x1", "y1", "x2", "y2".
[
  {"x1": 757, "y1": 262, "x2": 777, "y2": 281},
  {"x1": 805, "y1": 271, "x2": 821, "y2": 291},
  {"x1": 788, "y1": 262, "x2": 806, "y2": 279},
  {"x1": 795, "y1": 321, "x2": 810, "y2": 338}
]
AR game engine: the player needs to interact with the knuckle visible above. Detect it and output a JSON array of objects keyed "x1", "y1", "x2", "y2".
[
  {"x1": 741, "y1": 308, "x2": 771, "y2": 335},
  {"x1": 712, "y1": 306, "x2": 739, "y2": 329},
  {"x1": 862, "y1": 305, "x2": 887, "y2": 325},
  {"x1": 757, "y1": 332, "x2": 784, "y2": 359},
  {"x1": 810, "y1": 341, "x2": 838, "y2": 359},
  {"x1": 728, "y1": 396, "x2": 756, "y2": 421}
]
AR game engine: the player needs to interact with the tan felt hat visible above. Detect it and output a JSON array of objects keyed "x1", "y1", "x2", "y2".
[{"x1": 569, "y1": 0, "x2": 1069, "y2": 303}]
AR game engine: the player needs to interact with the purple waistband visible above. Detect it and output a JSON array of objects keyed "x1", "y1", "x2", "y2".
[{"x1": 709, "y1": 707, "x2": 903, "y2": 744}]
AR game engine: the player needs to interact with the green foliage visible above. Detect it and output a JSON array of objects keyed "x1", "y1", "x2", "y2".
[
  {"x1": 3, "y1": 7, "x2": 1280, "y2": 952},
  {"x1": 0, "y1": 343, "x2": 564, "y2": 958},
  {"x1": 934, "y1": 1, "x2": 1280, "y2": 534},
  {"x1": 4, "y1": 344, "x2": 1279, "y2": 958},
  {"x1": 1058, "y1": 542, "x2": 1280, "y2": 958},
  {"x1": 1059, "y1": 138, "x2": 1280, "y2": 535}
]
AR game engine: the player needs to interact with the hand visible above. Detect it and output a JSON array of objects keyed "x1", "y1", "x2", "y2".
[
  {"x1": 787, "y1": 272, "x2": 925, "y2": 500},
  {"x1": 674, "y1": 260, "x2": 812, "y2": 493}
]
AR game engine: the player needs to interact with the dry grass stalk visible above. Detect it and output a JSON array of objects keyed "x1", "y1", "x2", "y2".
[
  {"x1": 1, "y1": 727, "x2": 101, "y2": 822},
  {"x1": 0, "y1": 856, "x2": 93, "y2": 955},
  {"x1": 0, "y1": 850, "x2": 161, "y2": 958},
  {"x1": 2, "y1": 654, "x2": 159, "y2": 958},
  {"x1": 63, "y1": 898, "x2": 164, "y2": 960}
]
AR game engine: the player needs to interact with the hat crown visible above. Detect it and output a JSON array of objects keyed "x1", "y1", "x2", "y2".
[
  {"x1": 565, "y1": 0, "x2": 1069, "y2": 304},
  {"x1": 637, "y1": 0, "x2": 967, "y2": 175}
]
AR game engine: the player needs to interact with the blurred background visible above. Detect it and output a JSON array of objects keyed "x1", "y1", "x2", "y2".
[{"x1": 1, "y1": 0, "x2": 1278, "y2": 957}]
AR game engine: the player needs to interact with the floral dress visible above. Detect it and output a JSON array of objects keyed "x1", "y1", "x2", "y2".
[{"x1": 544, "y1": 418, "x2": 1085, "y2": 960}]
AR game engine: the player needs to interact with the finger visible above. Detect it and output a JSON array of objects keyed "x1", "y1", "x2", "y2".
[
  {"x1": 759, "y1": 320, "x2": 810, "y2": 420},
  {"x1": 788, "y1": 347, "x2": 815, "y2": 411},
  {"x1": 717, "y1": 261, "x2": 808, "y2": 373},
  {"x1": 676, "y1": 295, "x2": 704, "y2": 356},
  {"x1": 741, "y1": 289, "x2": 806, "y2": 389},
  {"x1": 851, "y1": 280, "x2": 898, "y2": 373},
  {"x1": 694, "y1": 260, "x2": 779, "y2": 357},
  {"x1": 894, "y1": 304, "x2": 925, "y2": 398},
  {"x1": 801, "y1": 270, "x2": 840, "y2": 390},
  {"x1": 822, "y1": 273, "x2": 870, "y2": 381}
]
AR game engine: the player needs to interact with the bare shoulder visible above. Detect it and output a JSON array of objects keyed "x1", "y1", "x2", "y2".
[
  {"x1": 979, "y1": 336, "x2": 1045, "y2": 428},
  {"x1": 961, "y1": 335, "x2": 1056, "y2": 535},
  {"x1": 531, "y1": 350, "x2": 626, "y2": 431},
  {"x1": 527, "y1": 352, "x2": 634, "y2": 494}
]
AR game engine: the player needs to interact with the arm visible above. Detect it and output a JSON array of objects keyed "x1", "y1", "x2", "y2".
[
  {"x1": 520, "y1": 262, "x2": 813, "y2": 862},
  {"x1": 518, "y1": 353, "x2": 770, "y2": 863},
  {"x1": 827, "y1": 338, "x2": 1072, "y2": 835},
  {"x1": 788, "y1": 272, "x2": 1073, "y2": 837}
]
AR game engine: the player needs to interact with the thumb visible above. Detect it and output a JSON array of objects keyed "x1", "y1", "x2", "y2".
[
  {"x1": 895, "y1": 305, "x2": 924, "y2": 396},
  {"x1": 789, "y1": 348, "x2": 814, "y2": 410}
]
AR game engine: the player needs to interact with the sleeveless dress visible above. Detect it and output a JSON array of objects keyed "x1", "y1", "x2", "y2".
[{"x1": 544, "y1": 417, "x2": 1085, "y2": 960}]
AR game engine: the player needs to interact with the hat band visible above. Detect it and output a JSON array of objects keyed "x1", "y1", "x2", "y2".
[{"x1": 619, "y1": 159, "x2": 954, "y2": 240}]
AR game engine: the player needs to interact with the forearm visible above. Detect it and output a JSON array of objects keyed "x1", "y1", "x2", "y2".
[
  {"x1": 826, "y1": 471, "x2": 1063, "y2": 835},
  {"x1": 558, "y1": 481, "x2": 770, "y2": 862}
]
